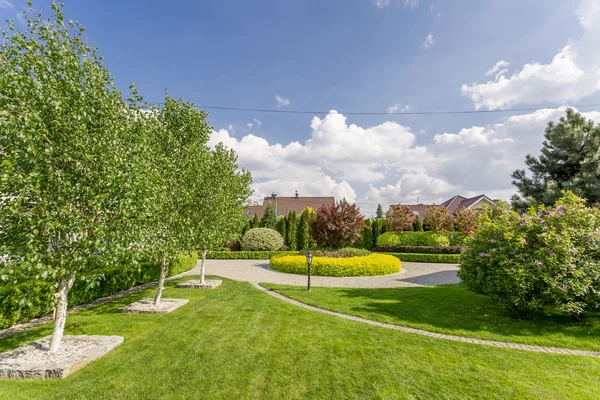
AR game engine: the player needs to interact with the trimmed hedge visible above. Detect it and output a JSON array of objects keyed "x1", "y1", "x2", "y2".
[
  {"x1": 373, "y1": 246, "x2": 466, "y2": 254},
  {"x1": 0, "y1": 253, "x2": 198, "y2": 329},
  {"x1": 206, "y1": 251, "x2": 300, "y2": 260},
  {"x1": 270, "y1": 254, "x2": 401, "y2": 277},
  {"x1": 242, "y1": 228, "x2": 284, "y2": 251},
  {"x1": 298, "y1": 248, "x2": 370, "y2": 258},
  {"x1": 377, "y1": 231, "x2": 450, "y2": 247},
  {"x1": 384, "y1": 253, "x2": 461, "y2": 263}
]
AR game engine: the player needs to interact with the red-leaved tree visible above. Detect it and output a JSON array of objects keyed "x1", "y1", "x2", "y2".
[
  {"x1": 310, "y1": 200, "x2": 365, "y2": 248},
  {"x1": 387, "y1": 204, "x2": 416, "y2": 231},
  {"x1": 454, "y1": 207, "x2": 479, "y2": 235},
  {"x1": 423, "y1": 205, "x2": 454, "y2": 233}
]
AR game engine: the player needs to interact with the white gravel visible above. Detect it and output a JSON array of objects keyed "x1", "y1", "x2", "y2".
[
  {"x1": 188, "y1": 259, "x2": 460, "y2": 288},
  {"x1": 0, "y1": 336, "x2": 97, "y2": 366}
]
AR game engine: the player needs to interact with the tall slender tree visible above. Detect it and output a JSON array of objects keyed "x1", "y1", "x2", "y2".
[
  {"x1": 372, "y1": 218, "x2": 383, "y2": 247},
  {"x1": 286, "y1": 210, "x2": 298, "y2": 250},
  {"x1": 376, "y1": 204, "x2": 384, "y2": 219},
  {"x1": 260, "y1": 203, "x2": 278, "y2": 229},
  {"x1": 297, "y1": 212, "x2": 310, "y2": 250},
  {"x1": 0, "y1": 4, "x2": 149, "y2": 352},
  {"x1": 251, "y1": 213, "x2": 260, "y2": 229},
  {"x1": 276, "y1": 217, "x2": 287, "y2": 244}
]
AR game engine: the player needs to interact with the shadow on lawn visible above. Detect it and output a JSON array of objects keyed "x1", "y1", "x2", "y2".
[
  {"x1": 396, "y1": 270, "x2": 460, "y2": 286},
  {"x1": 297, "y1": 285, "x2": 600, "y2": 343}
]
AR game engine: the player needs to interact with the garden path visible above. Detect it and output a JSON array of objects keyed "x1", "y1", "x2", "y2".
[{"x1": 193, "y1": 259, "x2": 460, "y2": 288}]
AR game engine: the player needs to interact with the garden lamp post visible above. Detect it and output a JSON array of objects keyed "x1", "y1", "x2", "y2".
[{"x1": 306, "y1": 250, "x2": 313, "y2": 292}]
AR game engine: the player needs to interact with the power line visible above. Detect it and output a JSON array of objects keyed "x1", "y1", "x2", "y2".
[{"x1": 144, "y1": 101, "x2": 600, "y2": 116}]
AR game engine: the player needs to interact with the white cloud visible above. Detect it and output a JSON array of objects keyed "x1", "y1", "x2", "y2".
[
  {"x1": 208, "y1": 106, "x2": 600, "y2": 216},
  {"x1": 275, "y1": 95, "x2": 291, "y2": 108},
  {"x1": 462, "y1": 0, "x2": 600, "y2": 110},
  {"x1": 373, "y1": 0, "x2": 390, "y2": 8},
  {"x1": 386, "y1": 103, "x2": 411, "y2": 113},
  {"x1": 253, "y1": 118, "x2": 262, "y2": 129},
  {"x1": 246, "y1": 122, "x2": 253, "y2": 129},
  {"x1": 0, "y1": 1, "x2": 13, "y2": 8},
  {"x1": 421, "y1": 33, "x2": 435, "y2": 49},
  {"x1": 404, "y1": 0, "x2": 419, "y2": 8},
  {"x1": 227, "y1": 124, "x2": 235, "y2": 133}
]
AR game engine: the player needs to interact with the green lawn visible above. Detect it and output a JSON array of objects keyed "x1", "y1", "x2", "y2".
[
  {"x1": 263, "y1": 283, "x2": 600, "y2": 352},
  {"x1": 0, "y1": 277, "x2": 598, "y2": 399}
]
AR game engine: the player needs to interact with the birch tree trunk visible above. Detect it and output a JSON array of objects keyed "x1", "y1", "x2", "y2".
[
  {"x1": 48, "y1": 271, "x2": 77, "y2": 353},
  {"x1": 200, "y1": 250, "x2": 207, "y2": 284},
  {"x1": 153, "y1": 255, "x2": 169, "y2": 306}
]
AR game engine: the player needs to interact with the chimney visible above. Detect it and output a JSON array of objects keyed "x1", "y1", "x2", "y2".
[{"x1": 295, "y1": 190, "x2": 299, "y2": 199}]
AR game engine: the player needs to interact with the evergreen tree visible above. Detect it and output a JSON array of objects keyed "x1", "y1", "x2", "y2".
[
  {"x1": 355, "y1": 219, "x2": 373, "y2": 249},
  {"x1": 297, "y1": 212, "x2": 310, "y2": 250},
  {"x1": 276, "y1": 217, "x2": 287, "y2": 243},
  {"x1": 251, "y1": 213, "x2": 259, "y2": 228},
  {"x1": 412, "y1": 216, "x2": 424, "y2": 232},
  {"x1": 259, "y1": 203, "x2": 278, "y2": 229},
  {"x1": 376, "y1": 204, "x2": 384, "y2": 219},
  {"x1": 241, "y1": 219, "x2": 251, "y2": 237},
  {"x1": 286, "y1": 210, "x2": 298, "y2": 250},
  {"x1": 511, "y1": 109, "x2": 600, "y2": 212},
  {"x1": 372, "y1": 219, "x2": 382, "y2": 248}
]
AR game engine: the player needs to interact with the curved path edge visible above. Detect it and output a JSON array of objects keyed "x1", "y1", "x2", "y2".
[{"x1": 252, "y1": 282, "x2": 600, "y2": 358}]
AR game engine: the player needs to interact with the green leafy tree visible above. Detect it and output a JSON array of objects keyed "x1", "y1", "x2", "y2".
[
  {"x1": 260, "y1": 203, "x2": 278, "y2": 229},
  {"x1": 286, "y1": 210, "x2": 298, "y2": 250},
  {"x1": 0, "y1": 4, "x2": 149, "y2": 352},
  {"x1": 511, "y1": 109, "x2": 600, "y2": 212},
  {"x1": 251, "y1": 213, "x2": 260, "y2": 229},
  {"x1": 310, "y1": 200, "x2": 365, "y2": 248},
  {"x1": 297, "y1": 212, "x2": 310, "y2": 250},
  {"x1": 276, "y1": 217, "x2": 287, "y2": 243},
  {"x1": 423, "y1": 206, "x2": 454, "y2": 233},
  {"x1": 412, "y1": 216, "x2": 424, "y2": 232},
  {"x1": 376, "y1": 204, "x2": 384, "y2": 219}
]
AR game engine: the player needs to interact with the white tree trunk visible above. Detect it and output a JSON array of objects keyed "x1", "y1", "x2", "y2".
[
  {"x1": 200, "y1": 250, "x2": 207, "y2": 284},
  {"x1": 48, "y1": 271, "x2": 77, "y2": 353},
  {"x1": 153, "y1": 255, "x2": 168, "y2": 306}
]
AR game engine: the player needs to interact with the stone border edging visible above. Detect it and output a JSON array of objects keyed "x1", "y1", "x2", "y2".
[
  {"x1": 0, "y1": 273, "x2": 189, "y2": 340},
  {"x1": 252, "y1": 282, "x2": 600, "y2": 358}
]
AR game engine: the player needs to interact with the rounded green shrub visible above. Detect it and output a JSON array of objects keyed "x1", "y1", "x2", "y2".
[
  {"x1": 458, "y1": 192, "x2": 600, "y2": 319},
  {"x1": 377, "y1": 231, "x2": 450, "y2": 247},
  {"x1": 242, "y1": 228, "x2": 284, "y2": 251},
  {"x1": 270, "y1": 254, "x2": 400, "y2": 277}
]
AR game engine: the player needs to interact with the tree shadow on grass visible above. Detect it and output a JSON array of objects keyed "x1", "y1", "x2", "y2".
[{"x1": 396, "y1": 270, "x2": 460, "y2": 286}]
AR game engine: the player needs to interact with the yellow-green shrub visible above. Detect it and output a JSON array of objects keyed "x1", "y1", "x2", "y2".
[{"x1": 270, "y1": 254, "x2": 401, "y2": 277}]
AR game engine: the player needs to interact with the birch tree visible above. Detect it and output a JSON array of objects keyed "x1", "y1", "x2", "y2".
[{"x1": 0, "y1": 4, "x2": 148, "y2": 351}]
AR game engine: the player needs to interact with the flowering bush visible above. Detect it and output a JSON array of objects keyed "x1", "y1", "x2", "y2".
[
  {"x1": 387, "y1": 205, "x2": 415, "y2": 231},
  {"x1": 454, "y1": 208, "x2": 478, "y2": 235},
  {"x1": 423, "y1": 206, "x2": 454, "y2": 233},
  {"x1": 458, "y1": 192, "x2": 600, "y2": 319}
]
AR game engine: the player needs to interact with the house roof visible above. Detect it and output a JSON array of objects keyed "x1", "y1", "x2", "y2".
[{"x1": 391, "y1": 194, "x2": 497, "y2": 220}]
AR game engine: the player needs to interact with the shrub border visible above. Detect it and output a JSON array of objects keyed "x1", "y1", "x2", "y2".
[
  {"x1": 373, "y1": 246, "x2": 466, "y2": 254},
  {"x1": 384, "y1": 253, "x2": 461, "y2": 263}
]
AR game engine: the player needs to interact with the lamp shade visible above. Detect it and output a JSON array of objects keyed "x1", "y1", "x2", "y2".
[{"x1": 306, "y1": 251, "x2": 313, "y2": 266}]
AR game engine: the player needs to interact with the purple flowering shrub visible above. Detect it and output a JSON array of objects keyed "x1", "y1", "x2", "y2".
[{"x1": 458, "y1": 192, "x2": 600, "y2": 319}]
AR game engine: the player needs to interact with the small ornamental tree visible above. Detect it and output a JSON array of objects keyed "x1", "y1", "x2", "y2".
[
  {"x1": 459, "y1": 192, "x2": 600, "y2": 319},
  {"x1": 310, "y1": 200, "x2": 365, "y2": 248},
  {"x1": 286, "y1": 210, "x2": 298, "y2": 250},
  {"x1": 376, "y1": 204, "x2": 384, "y2": 219},
  {"x1": 260, "y1": 203, "x2": 278, "y2": 230},
  {"x1": 276, "y1": 217, "x2": 287, "y2": 243},
  {"x1": 297, "y1": 212, "x2": 310, "y2": 250},
  {"x1": 423, "y1": 206, "x2": 454, "y2": 233},
  {"x1": 454, "y1": 207, "x2": 478, "y2": 235},
  {"x1": 412, "y1": 216, "x2": 424, "y2": 232},
  {"x1": 0, "y1": 4, "x2": 149, "y2": 352},
  {"x1": 251, "y1": 213, "x2": 260, "y2": 229},
  {"x1": 387, "y1": 205, "x2": 416, "y2": 231}
]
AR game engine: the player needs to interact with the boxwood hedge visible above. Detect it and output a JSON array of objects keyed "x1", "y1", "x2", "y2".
[
  {"x1": 270, "y1": 253, "x2": 401, "y2": 277},
  {"x1": 206, "y1": 251, "x2": 300, "y2": 259},
  {"x1": 373, "y1": 246, "x2": 466, "y2": 254},
  {"x1": 384, "y1": 253, "x2": 461, "y2": 263},
  {"x1": 0, "y1": 253, "x2": 198, "y2": 329},
  {"x1": 377, "y1": 231, "x2": 451, "y2": 247}
]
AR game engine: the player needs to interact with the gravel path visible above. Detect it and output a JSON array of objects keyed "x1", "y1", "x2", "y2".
[
  {"x1": 253, "y1": 283, "x2": 600, "y2": 358},
  {"x1": 193, "y1": 259, "x2": 460, "y2": 288}
]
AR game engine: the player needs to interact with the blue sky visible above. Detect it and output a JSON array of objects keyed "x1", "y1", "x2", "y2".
[{"x1": 2, "y1": 0, "x2": 599, "y2": 215}]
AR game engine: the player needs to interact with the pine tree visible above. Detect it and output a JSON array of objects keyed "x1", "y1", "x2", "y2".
[
  {"x1": 259, "y1": 203, "x2": 278, "y2": 229},
  {"x1": 412, "y1": 216, "x2": 424, "y2": 232},
  {"x1": 372, "y1": 218, "x2": 382, "y2": 247},
  {"x1": 251, "y1": 213, "x2": 259, "y2": 228},
  {"x1": 376, "y1": 204, "x2": 384, "y2": 219},
  {"x1": 356, "y1": 219, "x2": 373, "y2": 249},
  {"x1": 297, "y1": 212, "x2": 310, "y2": 250},
  {"x1": 286, "y1": 210, "x2": 298, "y2": 250},
  {"x1": 511, "y1": 109, "x2": 600, "y2": 212},
  {"x1": 276, "y1": 217, "x2": 287, "y2": 243}
]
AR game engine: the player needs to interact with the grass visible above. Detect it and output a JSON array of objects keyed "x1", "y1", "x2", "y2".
[
  {"x1": 0, "y1": 276, "x2": 598, "y2": 399},
  {"x1": 262, "y1": 283, "x2": 600, "y2": 352}
]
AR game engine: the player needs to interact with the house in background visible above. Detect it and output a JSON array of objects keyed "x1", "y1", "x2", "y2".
[
  {"x1": 391, "y1": 194, "x2": 497, "y2": 221},
  {"x1": 245, "y1": 191, "x2": 335, "y2": 219}
]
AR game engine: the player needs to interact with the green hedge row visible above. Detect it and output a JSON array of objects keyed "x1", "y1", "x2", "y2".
[
  {"x1": 270, "y1": 254, "x2": 401, "y2": 277},
  {"x1": 206, "y1": 251, "x2": 300, "y2": 259},
  {"x1": 376, "y1": 231, "x2": 468, "y2": 247},
  {"x1": 384, "y1": 253, "x2": 461, "y2": 263},
  {"x1": 0, "y1": 253, "x2": 198, "y2": 330},
  {"x1": 373, "y1": 246, "x2": 466, "y2": 254}
]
